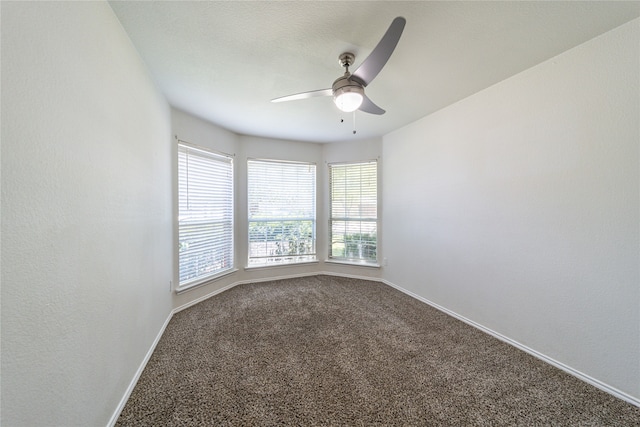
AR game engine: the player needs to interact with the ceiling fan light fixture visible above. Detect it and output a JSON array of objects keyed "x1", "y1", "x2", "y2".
[
  {"x1": 333, "y1": 85, "x2": 364, "y2": 113},
  {"x1": 271, "y1": 17, "x2": 406, "y2": 118}
]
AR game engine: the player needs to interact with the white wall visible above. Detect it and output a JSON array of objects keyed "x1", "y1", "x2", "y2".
[
  {"x1": 1, "y1": 2, "x2": 173, "y2": 426},
  {"x1": 383, "y1": 18, "x2": 639, "y2": 401}
]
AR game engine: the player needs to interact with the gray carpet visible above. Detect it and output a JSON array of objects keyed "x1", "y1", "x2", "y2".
[{"x1": 116, "y1": 275, "x2": 640, "y2": 426}]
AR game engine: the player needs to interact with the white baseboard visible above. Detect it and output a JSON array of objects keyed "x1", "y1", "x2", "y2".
[
  {"x1": 173, "y1": 270, "x2": 383, "y2": 314},
  {"x1": 318, "y1": 270, "x2": 384, "y2": 282},
  {"x1": 107, "y1": 311, "x2": 174, "y2": 427},
  {"x1": 173, "y1": 281, "x2": 243, "y2": 314},
  {"x1": 381, "y1": 278, "x2": 640, "y2": 408},
  {"x1": 173, "y1": 271, "x2": 322, "y2": 314}
]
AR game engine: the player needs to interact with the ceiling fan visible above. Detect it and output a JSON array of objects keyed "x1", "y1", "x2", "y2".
[{"x1": 271, "y1": 17, "x2": 406, "y2": 115}]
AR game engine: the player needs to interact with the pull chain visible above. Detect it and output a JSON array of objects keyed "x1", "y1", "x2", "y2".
[{"x1": 352, "y1": 111, "x2": 357, "y2": 134}]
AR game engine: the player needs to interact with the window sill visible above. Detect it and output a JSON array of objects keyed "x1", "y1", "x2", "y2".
[
  {"x1": 245, "y1": 260, "x2": 319, "y2": 271},
  {"x1": 324, "y1": 259, "x2": 381, "y2": 268},
  {"x1": 175, "y1": 268, "x2": 239, "y2": 295}
]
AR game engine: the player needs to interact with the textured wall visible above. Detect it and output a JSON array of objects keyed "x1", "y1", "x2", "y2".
[
  {"x1": 1, "y1": 2, "x2": 173, "y2": 425},
  {"x1": 382, "y1": 19, "x2": 639, "y2": 401}
]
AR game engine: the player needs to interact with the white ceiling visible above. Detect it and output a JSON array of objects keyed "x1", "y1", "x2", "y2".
[{"x1": 109, "y1": 1, "x2": 639, "y2": 143}]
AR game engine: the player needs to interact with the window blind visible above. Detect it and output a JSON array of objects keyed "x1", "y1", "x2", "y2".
[
  {"x1": 247, "y1": 159, "x2": 316, "y2": 266},
  {"x1": 178, "y1": 142, "x2": 233, "y2": 286},
  {"x1": 329, "y1": 161, "x2": 378, "y2": 263}
]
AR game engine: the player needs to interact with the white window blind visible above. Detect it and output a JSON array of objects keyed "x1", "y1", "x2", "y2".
[
  {"x1": 247, "y1": 159, "x2": 316, "y2": 266},
  {"x1": 178, "y1": 142, "x2": 233, "y2": 286},
  {"x1": 329, "y1": 161, "x2": 378, "y2": 263}
]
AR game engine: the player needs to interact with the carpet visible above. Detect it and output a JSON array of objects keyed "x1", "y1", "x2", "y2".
[{"x1": 116, "y1": 275, "x2": 640, "y2": 426}]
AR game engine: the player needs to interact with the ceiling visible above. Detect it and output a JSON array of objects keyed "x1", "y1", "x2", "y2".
[{"x1": 109, "y1": 1, "x2": 639, "y2": 143}]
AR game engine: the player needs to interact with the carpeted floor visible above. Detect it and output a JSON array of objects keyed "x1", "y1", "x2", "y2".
[{"x1": 116, "y1": 275, "x2": 640, "y2": 426}]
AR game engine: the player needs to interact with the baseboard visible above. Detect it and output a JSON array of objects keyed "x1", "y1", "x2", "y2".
[
  {"x1": 107, "y1": 310, "x2": 174, "y2": 427},
  {"x1": 173, "y1": 271, "x2": 322, "y2": 314},
  {"x1": 318, "y1": 270, "x2": 385, "y2": 282},
  {"x1": 235, "y1": 271, "x2": 321, "y2": 286},
  {"x1": 381, "y1": 278, "x2": 640, "y2": 408},
  {"x1": 173, "y1": 280, "x2": 243, "y2": 314}
]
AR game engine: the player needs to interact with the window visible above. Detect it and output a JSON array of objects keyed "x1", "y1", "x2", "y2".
[
  {"x1": 178, "y1": 142, "x2": 233, "y2": 287},
  {"x1": 329, "y1": 161, "x2": 378, "y2": 264},
  {"x1": 247, "y1": 159, "x2": 316, "y2": 266}
]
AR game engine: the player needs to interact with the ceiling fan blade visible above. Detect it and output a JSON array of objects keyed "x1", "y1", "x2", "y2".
[
  {"x1": 351, "y1": 17, "x2": 406, "y2": 87},
  {"x1": 358, "y1": 95, "x2": 385, "y2": 115},
  {"x1": 271, "y1": 88, "x2": 332, "y2": 103}
]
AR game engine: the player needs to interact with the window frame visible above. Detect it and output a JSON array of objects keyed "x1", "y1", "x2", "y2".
[
  {"x1": 328, "y1": 160, "x2": 379, "y2": 266},
  {"x1": 246, "y1": 158, "x2": 317, "y2": 268},
  {"x1": 177, "y1": 141, "x2": 235, "y2": 291}
]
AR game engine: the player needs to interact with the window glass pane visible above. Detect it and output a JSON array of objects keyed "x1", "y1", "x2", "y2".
[
  {"x1": 178, "y1": 143, "x2": 233, "y2": 285},
  {"x1": 329, "y1": 161, "x2": 377, "y2": 263},
  {"x1": 248, "y1": 159, "x2": 316, "y2": 266}
]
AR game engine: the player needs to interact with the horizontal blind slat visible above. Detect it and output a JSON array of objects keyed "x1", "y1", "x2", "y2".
[
  {"x1": 178, "y1": 143, "x2": 234, "y2": 284},
  {"x1": 328, "y1": 161, "x2": 377, "y2": 262},
  {"x1": 247, "y1": 159, "x2": 316, "y2": 266}
]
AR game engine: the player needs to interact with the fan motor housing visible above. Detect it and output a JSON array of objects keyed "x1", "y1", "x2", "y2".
[
  {"x1": 332, "y1": 75, "x2": 362, "y2": 94},
  {"x1": 332, "y1": 76, "x2": 364, "y2": 104}
]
